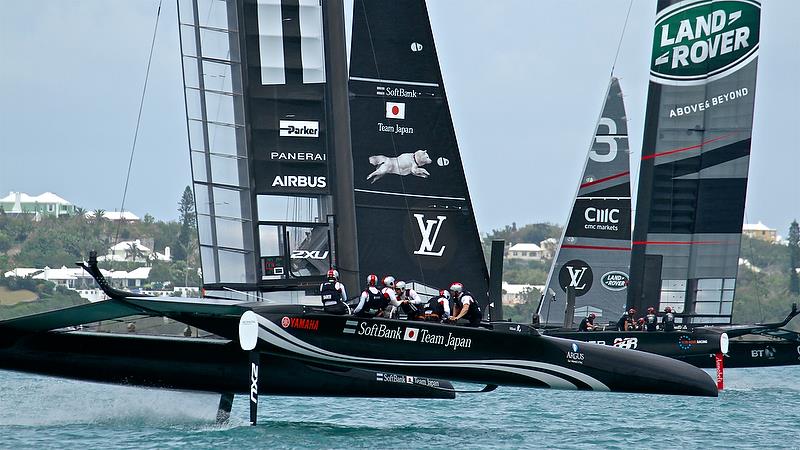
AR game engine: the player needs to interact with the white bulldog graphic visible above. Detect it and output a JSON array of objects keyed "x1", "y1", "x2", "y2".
[{"x1": 367, "y1": 149, "x2": 433, "y2": 183}]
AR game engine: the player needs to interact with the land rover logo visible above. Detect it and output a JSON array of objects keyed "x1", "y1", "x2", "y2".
[
  {"x1": 650, "y1": 0, "x2": 760, "y2": 86},
  {"x1": 558, "y1": 259, "x2": 593, "y2": 296},
  {"x1": 601, "y1": 271, "x2": 629, "y2": 291}
]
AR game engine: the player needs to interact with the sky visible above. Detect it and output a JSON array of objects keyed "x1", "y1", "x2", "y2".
[{"x1": 1, "y1": 0, "x2": 798, "y2": 235}]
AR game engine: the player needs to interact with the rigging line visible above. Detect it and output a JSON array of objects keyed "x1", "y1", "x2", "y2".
[
  {"x1": 359, "y1": 0, "x2": 427, "y2": 283},
  {"x1": 610, "y1": 0, "x2": 634, "y2": 76},
  {"x1": 113, "y1": 0, "x2": 164, "y2": 257}
]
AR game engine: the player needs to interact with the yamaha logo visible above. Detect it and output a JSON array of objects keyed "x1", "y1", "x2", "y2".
[
  {"x1": 279, "y1": 120, "x2": 319, "y2": 137},
  {"x1": 557, "y1": 259, "x2": 593, "y2": 296},
  {"x1": 413, "y1": 214, "x2": 447, "y2": 257},
  {"x1": 281, "y1": 316, "x2": 290, "y2": 328}
]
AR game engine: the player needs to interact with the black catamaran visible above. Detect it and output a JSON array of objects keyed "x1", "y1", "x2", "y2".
[
  {"x1": 0, "y1": 0, "x2": 720, "y2": 425},
  {"x1": 538, "y1": 0, "x2": 800, "y2": 368}
]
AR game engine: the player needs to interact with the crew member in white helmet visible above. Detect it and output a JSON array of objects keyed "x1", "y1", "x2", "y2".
[
  {"x1": 319, "y1": 269, "x2": 348, "y2": 315},
  {"x1": 447, "y1": 282, "x2": 482, "y2": 327},
  {"x1": 353, "y1": 273, "x2": 388, "y2": 317},
  {"x1": 380, "y1": 276, "x2": 402, "y2": 318},
  {"x1": 395, "y1": 280, "x2": 425, "y2": 319}
]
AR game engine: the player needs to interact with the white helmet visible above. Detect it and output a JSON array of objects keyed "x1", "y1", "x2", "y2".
[
  {"x1": 449, "y1": 282, "x2": 464, "y2": 296},
  {"x1": 366, "y1": 274, "x2": 378, "y2": 286},
  {"x1": 383, "y1": 276, "x2": 396, "y2": 288},
  {"x1": 395, "y1": 281, "x2": 406, "y2": 291},
  {"x1": 439, "y1": 289, "x2": 451, "y2": 300},
  {"x1": 327, "y1": 269, "x2": 339, "y2": 280}
]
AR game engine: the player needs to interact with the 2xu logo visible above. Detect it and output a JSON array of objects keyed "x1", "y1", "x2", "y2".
[
  {"x1": 290, "y1": 250, "x2": 329, "y2": 260},
  {"x1": 650, "y1": 0, "x2": 761, "y2": 86},
  {"x1": 558, "y1": 259, "x2": 593, "y2": 296}
]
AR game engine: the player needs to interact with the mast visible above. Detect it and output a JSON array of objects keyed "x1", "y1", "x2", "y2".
[
  {"x1": 628, "y1": 0, "x2": 762, "y2": 325},
  {"x1": 322, "y1": 0, "x2": 359, "y2": 292}
]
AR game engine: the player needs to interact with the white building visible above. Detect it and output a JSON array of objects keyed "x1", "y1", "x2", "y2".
[
  {"x1": 507, "y1": 243, "x2": 544, "y2": 261},
  {"x1": 0, "y1": 191, "x2": 75, "y2": 217},
  {"x1": 84, "y1": 210, "x2": 140, "y2": 222},
  {"x1": 743, "y1": 221, "x2": 778, "y2": 242},
  {"x1": 501, "y1": 281, "x2": 543, "y2": 305},
  {"x1": 100, "y1": 239, "x2": 171, "y2": 263}
]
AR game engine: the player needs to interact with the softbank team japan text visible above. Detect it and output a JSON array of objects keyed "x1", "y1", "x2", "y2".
[{"x1": 357, "y1": 322, "x2": 472, "y2": 350}]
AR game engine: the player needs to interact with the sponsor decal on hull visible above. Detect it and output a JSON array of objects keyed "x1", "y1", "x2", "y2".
[
  {"x1": 347, "y1": 321, "x2": 471, "y2": 350},
  {"x1": 376, "y1": 372, "x2": 442, "y2": 388},
  {"x1": 566, "y1": 342, "x2": 585, "y2": 364},
  {"x1": 650, "y1": 0, "x2": 761, "y2": 86},
  {"x1": 678, "y1": 335, "x2": 709, "y2": 350},
  {"x1": 280, "y1": 316, "x2": 320, "y2": 331}
]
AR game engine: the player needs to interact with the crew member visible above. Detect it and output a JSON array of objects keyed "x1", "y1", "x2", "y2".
[
  {"x1": 616, "y1": 308, "x2": 636, "y2": 331},
  {"x1": 578, "y1": 313, "x2": 596, "y2": 332},
  {"x1": 420, "y1": 289, "x2": 451, "y2": 322},
  {"x1": 319, "y1": 269, "x2": 348, "y2": 315},
  {"x1": 644, "y1": 307, "x2": 658, "y2": 332},
  {"x1": 396, "y1": 280, "x2": 426, "y2": 319},
  {"x1": 448, "y1": 282, "x2": 482, "y2": 327},
  {"x1": 635, "y1": 317, "x2": 645, "y2": 331},
  {"x1": 662, "y1": 306, "x2": 676, "y2": 332},
  {"x1": 380, "y1": 276, "x2": 402, "y2": 318},
  {"x1": 353, "y1": 273, "x2": 388, "y2": 317}
]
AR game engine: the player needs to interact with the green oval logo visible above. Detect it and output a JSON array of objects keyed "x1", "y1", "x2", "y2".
[{"x1": 650, "y1": 0, "x2": 760, "y2": 85}]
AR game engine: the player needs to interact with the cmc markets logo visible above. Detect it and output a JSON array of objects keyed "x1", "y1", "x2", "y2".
[
  {"x1": 650, "y1": 0, "x2": 760, "y2": 86},
  {"x1": 601, "y1": 271, "x2": 629, "y2": 291},
  {"x1": 558, "y1": 259, "x2": 593, "y2": 296},
  {"x1": 412, "y1": 214, "x2": 447, "y2": 257},
  {"x1": 279, "y1": 120, "x2": 319, "y2": 138}
]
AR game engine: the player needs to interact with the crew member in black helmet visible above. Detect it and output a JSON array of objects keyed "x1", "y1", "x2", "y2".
[
  {"x1": 447, "y1": 282, "x2": 482, "y2": 327},
  {"x1": 645, "y1": 306, "x2": 658, "y2": 332},
  {"x1": 578, "y1": 313, "x2": 596, "y2": 332},
  {"x1": 662, "y1": 306, "x2": 676, "y2": 332},
  {"x1": 353, "y1": 273, "x2": 387, "y2": 317},
  {"x1": 617, "y1": 308, "x2": 636, "y2": 331},
  {"x1": 320, "y1": 269, "x2": 348, "y2": 315}
]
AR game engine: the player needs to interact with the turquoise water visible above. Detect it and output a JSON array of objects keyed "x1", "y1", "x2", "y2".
[{"x1": 1, "y1": 367, "x2": 798, "y2": 449}]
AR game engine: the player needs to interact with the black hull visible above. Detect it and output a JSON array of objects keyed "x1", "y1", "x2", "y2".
[
  {"x1": 245, "y1": 305, "x2": 718, "y2": 397},
  {"x1": 0, "y1": 330, "x2": 454, "y2": 399},
  {"x1": 679, "y1": 339, "x2": 800, "y2": 369},
  {"x1": 548, "y1": 329, "x2": 722, "y2": 358}
]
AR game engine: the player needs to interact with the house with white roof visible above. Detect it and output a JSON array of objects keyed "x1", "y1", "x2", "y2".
[
  {"x1": 0, "y1": 191, "x2": 75, "y2": 217},
  {"x1": 743, "y1": 221, "x2": 778, "y2": 242},
  {"x1": 507, "y1": 243, "x2": 544, "y2": 261},
  {"x1": 99, "y1": 239, "x2": 171, "y2": 263},
  {"x1": 501, "y1": 281, "x2": 543, "y2": 305}
]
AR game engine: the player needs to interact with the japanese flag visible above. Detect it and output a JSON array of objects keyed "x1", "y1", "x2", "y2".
[
  {"x1": 386, "y1": 101, "x2": 405, "y2": 119},
  {"x1": 403, "y1": 327, "x2": 419, "y2": 341}
]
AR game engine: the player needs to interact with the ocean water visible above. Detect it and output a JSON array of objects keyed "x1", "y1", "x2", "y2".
[{"x1": 1, "y1": 367, "x2": 798, "y2": 449}]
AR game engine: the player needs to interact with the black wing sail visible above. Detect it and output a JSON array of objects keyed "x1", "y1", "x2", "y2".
[
  {"x1": 348, "y1": 0, "x2": 490, "y2": 303},
  {"x1": 628, "y1": 0, "x2": 761, "y2": 325},
  {"x1": 539, "y1": 78, "x2": 632, "y2": 327}
]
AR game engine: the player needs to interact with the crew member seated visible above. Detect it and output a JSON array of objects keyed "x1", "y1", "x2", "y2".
[
  {"x1": 447, "y1": 282, "x2": 482, "y2": 327},
  {"x1": 644, "y1": 306, "x2": 658, "y2": 332},
  {"x1": 578, "y1": 313, "x2": 596, "y2": 331},
  {"x1": 617, "y1": 308, "x2": 636, "y2": 331},
  {"x1": 662, "y1": 306, "x2": 676, "y2": 332},
  {"x1": 352, "y1": 273, "x2": 389, "y2": 317},
  {"x1": 320, "y1": 269, "x2": 348, "y2": 315},
  {"x1": 418, "y1": 289, "x2": 452, "y2": 322},
  {"x1": 635, "y1": 317, "x2": 645, "y2": 331},
  {"x1": 396, "y1": 280, "x2": 425, "y2": 319},
  {"x1": 380, "y1": 276, "x2": 402, "y2": 318}
]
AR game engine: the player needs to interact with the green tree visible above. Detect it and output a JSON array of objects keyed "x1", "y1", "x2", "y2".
[
  {"x1": 175, "y1": 186, "x2": 196, "y2": 262},
  {"x1": 143, "y1": 213, "x2": 155, "y2": 225},
  {"x1": 789, "y1": 220, "x2": 800, "y2": 294}
]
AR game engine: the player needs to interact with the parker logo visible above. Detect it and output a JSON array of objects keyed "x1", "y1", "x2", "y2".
[
  {"x1": 279, "y1": 120, "x2": 319, "y2": 137},
  {"x1": 412, "y1": 214, "x2": 447, "y2": 257},
  {"x1": 650, "y1": 0, "x2": 760, "y2": 86},
  {"x1": 557, "y1": 259, "x2": 593, "y2": 296},
  {"x1": 601, "y1": 271, "x2": 629, "y2": 291}
]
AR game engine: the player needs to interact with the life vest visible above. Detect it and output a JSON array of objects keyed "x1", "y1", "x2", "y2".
[
  {"x1": 320, "y1": 281, "x2": 342, "y2": 306},
  {"x1": 645, "y1": 313, "x2": 657, "y2": 331},
  {"x1": 363, "y1": 286, "x2": 385, "y2": 311},
  {"x1": 459, "y1": 292, "x2": 481, "y2": 321},
  {"x1": 663, "y1": 312, "x2": 675, "y2": 331},
  {"x1": 423, "y1": 296, "x2": 446, "y2": 317}
]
